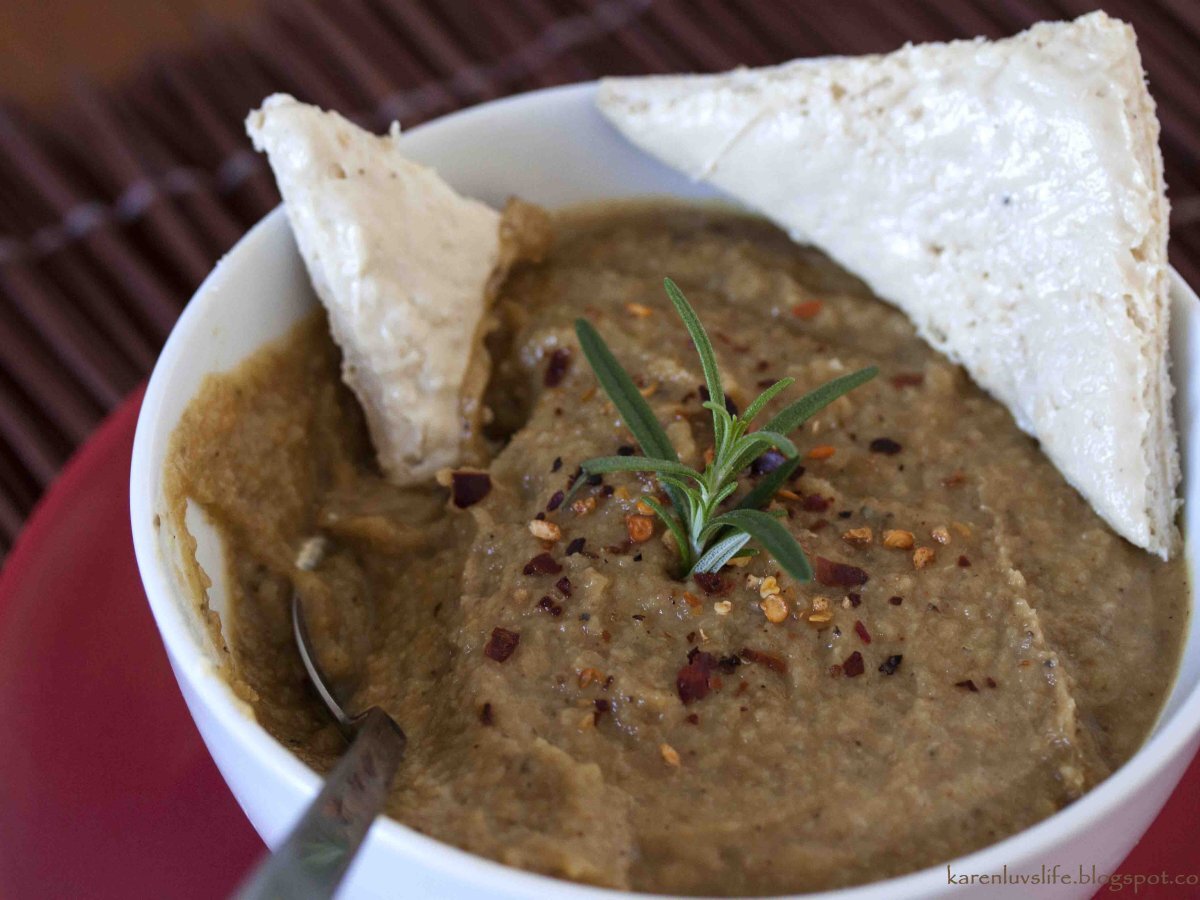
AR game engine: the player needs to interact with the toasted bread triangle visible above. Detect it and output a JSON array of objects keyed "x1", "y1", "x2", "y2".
[
  {"x1": 247, "y1": 95, "x2": 501, "y2": 485},
  {"x1": 598, "y1": 11, "x2": 1179, "y2": 557}
]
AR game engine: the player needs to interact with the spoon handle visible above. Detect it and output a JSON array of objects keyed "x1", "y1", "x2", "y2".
[{"x1": 233, "y1": 707, "x2": 407, "y2": 900}]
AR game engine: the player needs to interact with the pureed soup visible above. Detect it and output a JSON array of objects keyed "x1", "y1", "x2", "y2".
[{"x1": 164, "y1": 202, "x2": 1188, "y2": 895}]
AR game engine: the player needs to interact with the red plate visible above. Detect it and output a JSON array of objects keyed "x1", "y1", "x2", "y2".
[{"x1": 0, "y1": 389, "x2": 1195, "y2": 898}]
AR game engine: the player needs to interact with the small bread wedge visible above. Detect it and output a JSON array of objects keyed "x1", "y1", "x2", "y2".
[
  {"x1": 247, "y1": 94, "x2": 500, "y2": 485},
  {"x1": 597, "y1": 12, "x2": 1179, "y2": 557}
]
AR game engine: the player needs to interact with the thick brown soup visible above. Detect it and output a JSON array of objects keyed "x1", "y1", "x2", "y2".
[{"x1": 165, "y1": 202, "x2": 1188, "y2": 895}]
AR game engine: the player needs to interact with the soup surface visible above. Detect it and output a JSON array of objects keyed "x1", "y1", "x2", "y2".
[{"x1": 165, "y1": 202, "x2": 1189, "y2": 895}]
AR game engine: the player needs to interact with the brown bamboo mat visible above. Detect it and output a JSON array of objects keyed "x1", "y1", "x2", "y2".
[{"x1": 0, "y1": 0, "x2": 1197, "y2": 555}]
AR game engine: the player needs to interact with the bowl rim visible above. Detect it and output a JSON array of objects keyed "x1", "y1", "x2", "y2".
[{"x1": 130, "y1": 81, "x2": 1200, "y2": 899}]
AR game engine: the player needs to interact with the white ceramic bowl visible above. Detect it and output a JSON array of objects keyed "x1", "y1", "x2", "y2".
[{"x1": 131, "y1": 83, "x2": 1200, "y2": 899}]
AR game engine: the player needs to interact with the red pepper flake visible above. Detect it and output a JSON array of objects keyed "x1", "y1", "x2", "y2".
[
  {"x1": 450, "y1": 471, "x2": 491, "y2": 508},
  {"x1": 828, "y1": 664, "x2": 843, "y2": 678},
  {"x1": 814, "y1": 556, "x2": 870, "y2": 587},
  {"x1": 544, "y1": 347, "x2": 572, "y2": 387},
  {"x1": 986, "y1": 677, "x2": 998, "y2": 688},
  {"x1": 484, "y1": 627, "x2": 520, "y2": 662},
  {"x1": 869, "y1": 437, "x2": 902, "y2": 455},
  {"x1": 677, "y1": 648, "x2": 717, "y2": 705},
  {"x1": 810, "y1": 518, "x2": 830, "y2": 531},
  {"x1": 565, "y1": 537, "x2": 586, "y2": 556},
  {"x1": 685, "y1": 713, "x2": 700, "y2": 725},
  {"x1": 791, "y1": 299, "x2": 824, "y2": 319},
  {"x1": 740, "y1": 647, "x2": 788, "y2": 674},
  {"x1": 853, "y1": 620, "x2": 872, "y2": 644},
  {"x1": 536, "y1": 596, "x2": 563, "y2": 616},
  {"x1": 479, "y1": 702, "x2": 495, "y2": 726},
  {"x1": 546, "y1": 490, "x2": 564, "y2": 511},
  {"x1": 879, "y1": 654, "x2": 903, "y2": 675},
  {"x1": 802, "y1": 494, "x2": 832, "y2": 512},
  {"x1": 847, "y1": 592, "x2": 862, "y2": 608},
  {"x1": 942, "y1": 471, "x2": 967, "y2": 488},
  {"x1": 955, "y1": 679, "x2": 979, "y2": 692},
  {"x1": 958, "y1": 555, "x2": 972, "y2": 567},
  {"x1": 593, "y1": 698, "x2": 611, "y2": 724},
  {"x1": 717, "y1": 654, "x2": 743, "y2": 674},
  {"x1": 842, "y1": 650, "x2": 865, "y2": 677},
  {"x1": 523, "y1": 553, "x2": 562, "y2": 576},
  {"x1": 888, "y1": 595, "x2": 903, "y2": 606},
  {"x1": 890, "y1": 372, "x2": 925, "y2": 388},
  {"x1": 693, "y1": 572, "x2": 731, "y2": 596},
  {"x1": 555, "y1": 576, "x2": 572, "y2": 597}
]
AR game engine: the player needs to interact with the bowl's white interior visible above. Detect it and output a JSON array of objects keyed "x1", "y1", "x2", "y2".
[{"x1": 131, "y1": 83, "x2": 1200, "y2": 899}]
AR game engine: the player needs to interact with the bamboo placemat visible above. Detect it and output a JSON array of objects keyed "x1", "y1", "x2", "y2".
[{"x1": 1, "y1": 0, "x2": 1197, "y2": 555}]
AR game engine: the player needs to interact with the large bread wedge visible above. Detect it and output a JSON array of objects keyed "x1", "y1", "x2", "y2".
[{"x1": 597, "y1": 12, "x2": 1179, "y2": 558}]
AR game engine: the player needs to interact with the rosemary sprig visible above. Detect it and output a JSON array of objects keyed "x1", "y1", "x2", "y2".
[{"x1": 573, "y1": 278, "x2": 877, "y2": 581}]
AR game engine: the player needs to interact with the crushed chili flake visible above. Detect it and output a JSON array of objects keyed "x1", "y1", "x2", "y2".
[
  {"x1": 717, "y1": 654, "x2": 743, "y2": 674},
  {"x1": 879, "y1": 654, "x2": 903, "y2": 675},
  {"x1": 847, "y1": 592, "x2": 862, "y2": 608},
  {"x1": 751, "y1": 448, "x2": 788, "y2": 475},
  {"x1": 484, "y1": 627, "x2": 520, "y2": 662},
  {"x1": 551, "y1": 456, "x2": 563, "y2": 472},
  {"x1": 955, "y1": 679, "x2": 979, "y2": 692},
  {"x1": 740, "y1": 647, "x2": 788, "y2": 674},
  {"x1": 565, "y1": 537, "x2": 586, "y2": 556},
  {"x1": 535, "y1": 596, "x2": 563, "y2": 616},
  {"x1": 450, "y1": 471, "x2": 492, "y2": 508},
  {"x1": 814, "y1": 556, "x2": 870, "y2": 587},
  {"x1": 693, "y1": 572, "x2": 732, "y2": 596},
  {"x1": 828, "y1": 664, "x2": 843, "y2": 678},
  {"x1": 791, "y1": 299, "x2": 824, "y2": 319},
  {"x1": 682, "y1": 591, "x2": 701, "y2": 609},
  {"x1": 555, "y1": 576, "x2": 572, "y2": 597},
  {"x1": 546, "y1": 490, "x2": 564, "y2": 511},
  {"x1": 802, "y1": 494, "x2": 832, "y2": 512},
  {"x1": 986, "y1": 677, "x2": 998, "y2": 688},
  {"x1": 593, "y1": 698, "x2": 611, "y2": 724},
  {"x1": 869, "y1": 437, "x2": 902, "y2": 455},
  {"x1": 890, "y1": 372, "x2": 925, "y2": 388},
  {"x1": 626, "y1": 514, "x2": 654, "y2": 542},
  {"x1": 523, "y1": 553, "x2": 562, "y2": 576},
  {"x1": 479, "y1": 702, "x2": 495, "y2": 726},
  {"x1": 888, "y1": 595, "x2": 904, "y2": 606},
  {"x1": 942, "y1": 471, "x2": 967, "y2": 488},
  {"x1": 544, "y1": 347, "x2": 572, "y2": 387},
  {"x1": 677, "y1": 649, "x2": 717, "y2": 704},
  {"x1": 842, "y1": 650, "x2": 865, "y2": 677},
  {"x1": 685, "y1": 713, "x2": 700, "y2": 725},
  {"x1": 808, "y1": 444, "x2": 836, "y2": 460},
  {"x1": 854, "y1": 620, "x2": 872, "y2": 644},
  {"x1": 958, "y1": 555, "x2": 972, "y2": 567}
]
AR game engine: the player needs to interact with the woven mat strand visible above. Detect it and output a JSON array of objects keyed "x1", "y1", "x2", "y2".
[{"x1": 0, "y1": 0, "x2": 1197, "y2": 555}]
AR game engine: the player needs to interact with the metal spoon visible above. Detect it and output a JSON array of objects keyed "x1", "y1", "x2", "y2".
[{"x1": 234, "y1": 539, "x2": 407, "y2": 900}]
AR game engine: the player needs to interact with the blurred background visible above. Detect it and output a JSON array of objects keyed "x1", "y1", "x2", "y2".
[{"x1": 0, "y1": 0, "x2": 1197, "y2": 554}]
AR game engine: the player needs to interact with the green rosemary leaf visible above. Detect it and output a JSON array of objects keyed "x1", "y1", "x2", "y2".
[
  {"x1": 579, "y1": 455, "x2": 703, "y2": 485},
  {"x1": 710, "y1": 509, "x2": 813, "y2": 582},
  {"x1": 575, "y1": 319, "x2": 677, "y2": 462},
  {"x1": 640, "y1": 495, "x2": 691, "y2": 566},
  {"x1": 763, "y1": 366, "x2": 879, "y2": 436},
  {"x1": 736, "y1": 457, "x2": 803, "y2": 512},
  {"x1": 663, "y1": 278, "x2": 723, "y2": 412},
  {"x1": 692, "y1": 531, "x2": 752, "y2": 574},
  {"x1": 722, "y1": 430, "x2": 799, "y2": 479},
  {"x1": 741, "y1": 377, "x2": 795, "y2": 425}
]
